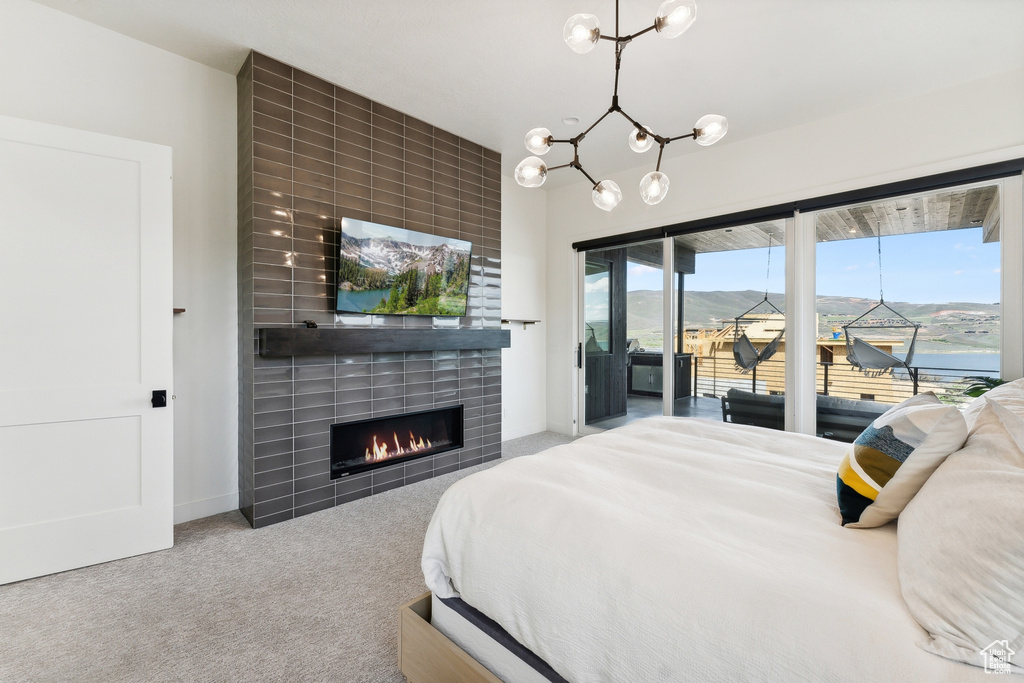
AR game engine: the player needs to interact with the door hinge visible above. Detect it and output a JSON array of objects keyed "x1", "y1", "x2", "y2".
[{"x1": 576, "y1": 343, "x2": 582, "y2": 369}]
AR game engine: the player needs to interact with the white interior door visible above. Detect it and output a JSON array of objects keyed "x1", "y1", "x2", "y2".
[{"x1": 0, "y1": 115, "x2": 173, "y2": 585}]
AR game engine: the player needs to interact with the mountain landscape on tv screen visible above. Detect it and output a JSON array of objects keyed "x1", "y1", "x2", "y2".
[{"x1": 337, "y1": 234, "x2": 471, "y2": 316}]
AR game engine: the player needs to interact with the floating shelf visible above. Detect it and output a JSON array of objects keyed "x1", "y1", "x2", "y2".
[
  {"x1": 501, "y1": 319, "x2": 541, "y2": 330},
  {"x1": 258, "y1": 327, "x2": 511, "y2": 357}
]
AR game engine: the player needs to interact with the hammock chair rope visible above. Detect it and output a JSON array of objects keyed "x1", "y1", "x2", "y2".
[
  {"x1": 843, "y1": 232, "x2": 920, "y2": 374},
  {"x1": 733, "y1": 233, "x2": 784, "y2": 372}
]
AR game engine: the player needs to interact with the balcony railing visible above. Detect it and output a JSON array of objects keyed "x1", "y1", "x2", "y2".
[{"x1": 690, "y1": 355, "x2": 994, "y2": 408}]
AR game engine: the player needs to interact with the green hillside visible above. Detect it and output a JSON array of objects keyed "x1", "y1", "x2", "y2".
[{"x1": 625, "y1": 289, "x2": 1000, "y2": 353}]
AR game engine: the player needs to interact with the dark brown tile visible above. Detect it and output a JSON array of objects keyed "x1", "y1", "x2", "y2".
[
  {"x1": 336, "y1": 164, "x2": 371, "y2": 187},
  {"x1": 253, "y1": 96, "x2": 293, "y2": 124},
  {"x1": 372, "y1": 138, "x2": 404, "y2": 162},
  {"x1": 293, "y1": 181, "x2": 334, "y2": 205},
  {"x1": 293, "y1": 152, "x2": 334, "y2": 177},
  {"x1": 253, "y1": 66, "x2": 292, "y2": 94},
  {"x1": 338, "y1": 178, "x2": 372, "y2": 200},
  {"x1": 294, "y1": 122, "x2": 334, "y2": 151},
  {"x1": 253, "y1": 126, "x2": 292, "y2": 152},
  {"x1": 294, "y1": 168, "x2": 334, "y2": 193},
  {"x1": 294, "y1": 96, "x2": 333, "y2": 124},
  {"x1": 294, "y1": 110, "x2": 334, "y2": 138},
  {"x1": 337, "y1": 125, "x2": 371, "y2": 151},
  {"x1": 405, "y1": 150, "x2": 432, "y2": 172},
  {"x1": 371, "y1": 101, "x2": 404, "y2": 124},
  {"x1": 294, "y1": 139, "x2": 334, "y2": 164},
  {"x1": 371, "y1": 202, "x2": 403, "y2": 223},
  {"x1": 336, "y1": 105, "x2": 371, "y2": 129},
  {"x1": 254, "y1": 111, "x2": 293, "y2": 138},
  {"x1": 406, "y1": 116, "x2": 432, "y2": 137},
  {"x1": 291, "y1": 67, "x2": 332, "y2": 95},
  {"x1": 336, "y1": 87, "x2": 370, "y2": 112},
  {"x1": 372, "y1": 114, "x2": 404, "y2": 137},
  {"x1": 254, "y1": 80, "x2": 293, "y2": 108},
  {"x1": 253, "y1": 157, "x2": 293, "y2": 181},
  {"x1": 252, "y1": 52, "x2": 292, "y2": 79},
  {"x1": 253, "y1": 142, "x2": 292, "y2": 167},
  {"x1": 294, "y1": 81, "x2": 334, "y2": 111}
]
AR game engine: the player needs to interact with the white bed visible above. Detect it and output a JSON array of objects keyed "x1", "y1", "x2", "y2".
[{"x1": 421, "y1": 416, "x2": 990, "y2": 682}]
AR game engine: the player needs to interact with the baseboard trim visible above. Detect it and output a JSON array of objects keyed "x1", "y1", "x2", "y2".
[
  {"x1": 174, "y1": 492, "x2": 238, "y2": 525},
  {"x1": 501, "y1": 422, "x2": 549, "y2": 442}
]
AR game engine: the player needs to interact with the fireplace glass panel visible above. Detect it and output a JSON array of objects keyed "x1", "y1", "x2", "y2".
[{"x1": 330, "y1": 405, "x2": 464, "y2": 478}]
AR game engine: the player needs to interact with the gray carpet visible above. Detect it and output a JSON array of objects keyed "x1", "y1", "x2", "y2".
[{"x1": 0, "y1": 431, "x2": 574, "y2": 683}]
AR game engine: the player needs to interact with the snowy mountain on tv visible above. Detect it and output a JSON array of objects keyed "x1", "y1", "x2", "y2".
[{"x1": 339, "y1": 234, "x2": 468, "y2": 277}]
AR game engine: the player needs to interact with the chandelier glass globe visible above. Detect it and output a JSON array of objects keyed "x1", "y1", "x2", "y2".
[
  {"x1": 655, "y1": 0, "x2": 697, "y2": 39},
  {"x1": 693, "y1": 114, "x2": 728, "y2": 146},
  {"x1": 563, "y1": 14, "x2": 600, "y2": 54},
  {"x1": 639, "y1": 171, "x2": 670, "y2": 205},
  {"x1": 628, "y1": 126, "x2": 655, "y2": 153},
  {"x1": 592, "y1": 180, "x2": 623, "y2": 211},
  {"x1": 524, "y1": 127, "x2": 553, "y2": 155},
  {"x1": 515, "y1": 157, "x2": 548, "y2": 188}
]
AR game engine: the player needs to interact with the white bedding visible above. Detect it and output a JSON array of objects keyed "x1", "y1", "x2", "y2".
[{"x1": 422, "y1": 417, "x2": 988, "y2": 682}]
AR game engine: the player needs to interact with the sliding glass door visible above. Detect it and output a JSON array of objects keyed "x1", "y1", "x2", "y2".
[
  {"x1": 574, "y1": 170, "x2": 1022, "y2": 438},
  {"x1": 814, "y1": 181, "x2": 1003, "y2": 416},
  {"x1": 579, "y1": 239, "x2": 666, "y2": 430}
]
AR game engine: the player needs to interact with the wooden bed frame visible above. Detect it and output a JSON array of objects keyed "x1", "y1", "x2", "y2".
[{"x1": 398, "y1": 592, "x2": 500, "y2": 683}]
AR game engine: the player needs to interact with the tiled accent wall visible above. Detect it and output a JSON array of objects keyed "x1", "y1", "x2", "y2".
[{"x1": 237, "y1": 52, "x2": 502, "y2": 528}]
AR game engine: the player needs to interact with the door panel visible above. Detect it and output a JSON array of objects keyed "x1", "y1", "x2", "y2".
[{"x1": 0, "y1": 115, "x2": 173, "y2": 585}]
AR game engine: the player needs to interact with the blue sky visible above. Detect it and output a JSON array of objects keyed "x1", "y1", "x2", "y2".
[{"x1": 626, "y1": 228, "x2": 1000, "y2": 304}]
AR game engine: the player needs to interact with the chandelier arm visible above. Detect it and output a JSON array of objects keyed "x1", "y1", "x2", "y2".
[
  {"x1": 621, "y1": 23, "x2": 659, "y2": 42},
  {"x1": 614, "y1": 107, "x2": 646, "y2": 133},
  {"x1": 655, "y1": 144, "x2": 665, "y2": 172},
  {"x1": 573, "y1": 163, "x2": 598, "y2": 187},
  {"x1": 613, "y1": 46, "x2": 623, "y2": 101},
  {"x1": 666, "y1": 131, "x2": 699, "y2": 143},
  {"x1": 546, "y1": 162, "x2": 575, "y2": 172},
  {"x1": 576, "y1": 108, "x2": 615, "y2": 141}
]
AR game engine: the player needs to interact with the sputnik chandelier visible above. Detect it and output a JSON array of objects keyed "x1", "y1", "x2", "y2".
[{"x1": 514, "y1": 0, "x2": 728, "y2": 211}]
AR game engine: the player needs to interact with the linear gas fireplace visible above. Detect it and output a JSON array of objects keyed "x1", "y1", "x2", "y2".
[{"x1": 331, "y1": 406, "x2": 465, "y2": 479}]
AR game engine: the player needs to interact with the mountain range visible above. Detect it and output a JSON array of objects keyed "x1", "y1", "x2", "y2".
[
  {"x1": 339, "y1": 235, "x2": 467, "y2": 277},
  {"x1": 625, "y1": 289, "x2": 999, "y2": 352}
]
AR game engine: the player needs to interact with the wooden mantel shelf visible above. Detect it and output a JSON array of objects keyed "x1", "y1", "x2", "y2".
[{"x1": 258, "y1": 327, "x2": 511, "y2": 357}]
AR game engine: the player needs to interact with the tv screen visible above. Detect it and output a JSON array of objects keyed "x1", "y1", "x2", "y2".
[{"x1": 336, "y1": 218, "x2": 472, "y2": 317}]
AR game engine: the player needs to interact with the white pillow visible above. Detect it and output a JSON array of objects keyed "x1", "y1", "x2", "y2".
[
  {"x1": 962, "y1": 377, "x2": 1024, "y2": 430},
  {"x1": 898, "y1": 400, "x2": 1024, "y2": 672},
  {"x1": 836, "y1": 392, "x2": 967, "y2": 528}
]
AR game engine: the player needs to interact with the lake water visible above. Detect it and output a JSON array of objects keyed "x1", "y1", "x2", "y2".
[
  {"x1": 336, "y1": 288, "x2": 390, "y2": 313},
  {"x1": 895, "y1": 352, "x2": 1000, "y2": 376}
]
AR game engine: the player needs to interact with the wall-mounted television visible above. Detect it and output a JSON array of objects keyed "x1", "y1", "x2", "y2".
[{"x1": 336, "y1": 218, "x2": 472, "y2": 317}]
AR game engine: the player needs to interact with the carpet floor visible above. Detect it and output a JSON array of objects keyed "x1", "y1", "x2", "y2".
[{"x1": 0, "y1": 431, "x2": 573, "y2": 683}]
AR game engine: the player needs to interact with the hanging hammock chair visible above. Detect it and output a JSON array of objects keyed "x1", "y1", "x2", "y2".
[
  {"x1": 732, "y1": 234, "x2": 784, "y2": 372},
  {"x1": 732, "y1": 297, "x2": 785, "y2": 371},
  {"x1": 842, "y1": 234, "x2": 920, "y2": 375}
]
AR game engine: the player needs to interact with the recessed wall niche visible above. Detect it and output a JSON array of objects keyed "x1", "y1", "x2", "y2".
[{"x1": 237, "y1": 51, "x2": 502, "y2": 528}]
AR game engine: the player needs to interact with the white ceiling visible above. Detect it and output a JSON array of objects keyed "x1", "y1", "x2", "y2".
[{"x1": 32, "y1": 0, "x2": 1024, "y2": 186}]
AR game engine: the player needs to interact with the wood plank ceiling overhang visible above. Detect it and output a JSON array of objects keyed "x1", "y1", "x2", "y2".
[{"x1": 666, "y1": 184, "x2": 999, "y2": 256}]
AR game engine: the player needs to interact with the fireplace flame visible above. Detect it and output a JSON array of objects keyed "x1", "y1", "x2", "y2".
[{"x1": 364, "y1": 429, "x2": 435, "y2": 462}]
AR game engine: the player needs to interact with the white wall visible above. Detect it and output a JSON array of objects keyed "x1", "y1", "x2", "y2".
[
  {"x1": 500, "y1": 174, "x2": 549, "y2": 440},
  {"x1": 0, "y1": 0, "x2": 238, "y2": 522},
  {"x1": 542, "y1": 68, "x2": 1024, "y2": 434}
]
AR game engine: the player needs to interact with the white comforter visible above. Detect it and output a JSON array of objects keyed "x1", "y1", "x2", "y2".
[{"x1": 422, "y1": 417, "x2": 987, "y2": 682}]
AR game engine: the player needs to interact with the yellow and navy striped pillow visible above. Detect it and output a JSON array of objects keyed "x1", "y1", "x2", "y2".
[{"x1": 837, "y1": 392, "x2": 967, "y2": 528}]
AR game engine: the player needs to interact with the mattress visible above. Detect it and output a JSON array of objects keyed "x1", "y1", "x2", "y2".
[
  {"x1": 431, "y1": 592, "x2": 558, "y2": 683},
  {"x1": 422, "y1": 416, "x2": 989, "y2": 682}
]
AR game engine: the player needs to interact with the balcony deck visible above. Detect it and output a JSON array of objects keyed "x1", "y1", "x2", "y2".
[{"x1": 588, "y1": 395, "x2": 723, "y2": 430}]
